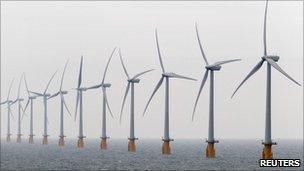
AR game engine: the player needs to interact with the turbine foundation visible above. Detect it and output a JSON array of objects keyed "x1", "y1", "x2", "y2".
[
  {"x1": 29, "y1": 135, "x2": 34, "y2": 144},
  {"x1": 262, "y1": 142, "x2": 276, "y2": 159},
  {"x1": 16, "y1": 134, "x2": 22, "y2": 143},
  {"x1": 58, "y1": 136, "x2": 65, "y2": 147},
  {"x1": 6, "y1": 134, "x2": 11, "y2": 142},
  {"x1": 128, "y1": 138, "x2": 136, "y2": 152},
  {"x1": 100, "y1": 138, "x2": 107, "y2": 150},
  {"x1": 42, "y1": 135, "x2": 49, "y2": 145},
  {"x1": 162, "y1": 140, "x2": 171, "y2": 155},
  {"x1": 206, "y1": 142, "x2": 215, "y2": 158},
  {"x1": 77, "y1": 137, "x2": 84, "y2": 148}
]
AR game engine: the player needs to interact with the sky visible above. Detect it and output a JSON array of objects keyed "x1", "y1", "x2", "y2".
[{"x1": 0, "y1": 1, "x2": 303, "y2": 140}]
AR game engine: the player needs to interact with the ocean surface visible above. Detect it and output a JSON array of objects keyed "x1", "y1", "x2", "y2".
[{"x1": 1, "y1": 139, "x2": 303, "y2": 170}]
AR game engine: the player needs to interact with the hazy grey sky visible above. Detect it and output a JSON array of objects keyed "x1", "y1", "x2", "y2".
[{"x1": 1, "y1": 1, "x2": 302, "y2": 140}]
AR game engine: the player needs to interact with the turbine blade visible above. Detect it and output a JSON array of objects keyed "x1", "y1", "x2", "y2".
[
  {"x1": 62, "y1": 96, "x2": 72, "y2": 117},
  {"x1": 102, "y1": 47, "x2": 117, "y2": 84},
  {"x1": 48, "y1": 91, "x2": 60, "y2": 99},
  {"x1": 143, "y1": 76, "x2": 164, "y2": 116},
  {"x1": 17, "y1": 74, "x2": 24, "y2": 98},
  {"x1": 10, "y1": 99, "x2": 18, "y2": 106},
  {"x1": 7, "y1": 78, "x2": 15, "y2": 100},
  {"x1": 212, "y1": 59, "x2": 241, "y2": 66},
  {"x1": 0, "y1": 101, "x2": 7, "y2": 105},
  {"x1": 265, "y1": 58, "x2": 301, "y2": 86},
  {"x1": 9, "y1": 109, "x2": 15, "y2": 121},
  {"x1": 195, "y1": 22, "x2": 209, "y2": 65},
  {"x1": 155, "y1": 29, "x2": 165, "y2": 73},
  {"x1": 119, "y1": 82, "x2": 130, "y2": 124},
  {"x1": 85, "y1": 84, "x2": 102, "y2": 90},
  {"x1": 132, "y1": 69, "x2": 154, "y2": 79},
  {"x1": 263, "y1": 0, "x2": 269, "y2": 56},
  {"x1": 44, "y1": 70, "x2": 57, "y2": 94},
  {"x1": 60, "y1": 59, "x2": 69, "y2": 91},
  {"x1": 169, "y1": 73, "x2": 197, "y2": 81},
  {"x1": 78, "y1": 56, "x2": 83, "y2": 88},
  {"x1": 104, "y1": 89, "x2": 114, "y2": 118},
  {"x1": 23, "y1": 99, "x2": 30, "y2": 114},
  {"x1": 119, "y1": 48, "x2": 130, "y2": 79},
  {"x1": 231, "y1": 59, "x2": 264, "y2": 98},
  {"x1": 24, "y1": 75, "x2": 31, "y2": 96},
  {"x1": 192, "y1": 70, "x2": 209, "y2": 121},
  {"x1": 29, "y1": 91, "x2": 43, "y2": 96},
  {"x1": 74, "y1": 91, "x2": 80, "y2": 121}
]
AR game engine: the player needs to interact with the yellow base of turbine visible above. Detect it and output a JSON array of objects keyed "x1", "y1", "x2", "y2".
[
  {"x1": 77, "y1": 138, "x2": 84, "y2": 148},
  {"x1": 206, "y1": 142, "x2": 215, "y2": 158},
  {"x1": 100, "y1": 138, "x2": 107, "y2": 150},
  {"x1": 162, "y1": 140, "x2": 171, "y2": 155},
  {"x1": 128, "y1": 139, "x2": 136, "y2": 152},
  {"x1": 29, "y1": 135, "x2": 34, "y2": 144},
  {"x1": 262, "y1": 144, "x2": 273, "y2": 159},
  {"x1": 58, "y1": 136, "x2": 65, "y2": 147},
  {"x1": 42, "y1": 136, "x2": 48, "y2": 145}
]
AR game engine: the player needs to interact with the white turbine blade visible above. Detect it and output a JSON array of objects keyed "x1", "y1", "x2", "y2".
[
  {"x1": 104, "y1": 90, "x2": 114, "y2": 118},
  {"x1": 62, "y1": 96, "x2": 72, "y2": 117},
  {"x1": 17, "y1": 74, "x2": 24, "y2": 98},
  {"x1": 132, "y1": 69, "x2": 154, "y2": 79},
  {"x1": 29, "y1": 91, "x2": 43, "y2": 96},
  {"x1": 155, "y1": 29, "x2": 165, "y2": 73},
  {"x1": 143, "y1": 76, "x2": 164, "y2": 116},
  {"x1": 21, "y1": 107, "x2": 27, "y2": 122},
  {"x1": 102, "y1": 47, "x2": 117, "y2": 84},
  {"x1": 231, "y1": 59, "x2": 264, "y2": 98},
  {"x1": 9, "y1": 109, "x2": 15, "y2": 121},
  {"x1": 60, "y1": 59, "x2": 69, "y2": 91},
  {"x1": 0, "y1": 101, "x2": 7, "y2": 105},
  {"x1": 119, "y1": 48, "x2": 130, "y2": 79},
  {"x1": 195, "y1": 22, "x2": 209, "y2": 65},
  {"x1": 263, "y1": 0, "x2": 269, "y2": 56},
  {"x1": 78, "y1": 56, "x2": 83, "y2": 88},
  {"x1": 212, "y1": 59, "x2": 241, "y2": 66},
  {"x1": 24, "y1": 76, "x2": 31, "y2": 97},
  {"x1": 74, "y1": 91, "x2": 80, "y2": 121},
  {"x1": 119, "y1": 82, "x2": 130, "y2": 123},
  {"x1": 7, "y1": 78, "x2": 15, "y2": 100},
  {"x1": 192, "y1": 70, "x2": 209, "y2": 121},
  {"x1": 23, "y1": 99, "x2": 30, "y2": 113},
  {"x1": 10, "y1": 99, "x2": 18, "y2": 106},
  {"x1": 48, "y1": 91, "x2": 60, "y2": 99},
  {"x1": 169, "y1": 73, "x2": 197, "y2": 81},
  {"x1": 44, "y1": 70, "x2": 57, "y2": 94},
  {"x1": 265, "y1": 58, "x2": 301, "y2": 86},
  {"x1": 85, "y1": 84, "x2": 102, "y2": 90}
]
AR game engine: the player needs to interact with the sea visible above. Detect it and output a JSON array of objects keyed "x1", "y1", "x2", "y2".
[{"x1": 1, "y1": 139, "x2": 303, "y2": 170}]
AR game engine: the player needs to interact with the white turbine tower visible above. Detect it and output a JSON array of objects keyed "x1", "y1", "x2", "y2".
[
  {"x1": 74, "y1": 56, "x2": 90, "y2": 148},
  {"x1": 0, "y1": 78, "x2": 15, "y2": 142},
  {"x1": 118, "y1": 48, "x2": 154, "y2": 152},
  {"x1": 22, "y1": 75, "x2": 39, "y2": 144},
  {"x1": 48, "y1": 60, "x2": 72, "y2": 147},
  {"x1": 143, "y1": 29, "x2": 197, "y2": 155},
  {"x1": 11, "y1": 75, "x2": 25, "y2": 143},
  {"x1": 29, "y1": 71, "x2": 57, "y2": 145},
  {"x1": 192, "y1": 23, "x2": 241, "y2": 158},
  {"x1": 231, "y1": 0, "x2": 301, "y2": 159},
  {"x1": 86, "y1": 47, "x2": 116, "y2": 150}
]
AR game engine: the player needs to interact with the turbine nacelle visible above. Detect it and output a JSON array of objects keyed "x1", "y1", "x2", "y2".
[
  {"x1": 128, "y1": 79, "x2": 140, "y2": 83},
  {"x1": 205, "y1": 65, "x2": 221, "y2": 71},
  {"x1": 102, "y1": 83, "x2": 111, "y2": 88},
  {"x1": 76, "y1": 87, "x2": 87, "y2": 91},
  {"x1": 29, "y1": 96, "x2": 37, "y2": 100},
  {"x1": 60, "y1": 91, "x2": 68, "y2": 94},
  {"x1": 262, "y1": 55, "x2": 280, "y2": 62},
  {"x1": 44, "y1": 94, "x2": 51, "y2": 97}
]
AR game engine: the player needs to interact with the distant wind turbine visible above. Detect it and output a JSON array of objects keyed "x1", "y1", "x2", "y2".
[
  {"x1": 143, "y1": 29, "x2": 197, "y2": 155},
  {"x1": 118, "y1": 48, "x2": 154, "y2": 152},
  {"x1": 29, "y1": 71, "x2": 57, "y2": 145},
  {"x1": 0, "y1": 78, "x2": 15, "y2": 142},
  {"x1": 86, "y1": 47, "x2": 116, "y2": 150},
  {"x1": 192, "y1": 23, "x2": 241, "y2": 158},
  {"x1": 231, "y1": 0, "x2": 301, "y2": 159},
  {"x1": 48, "y1": 60, "x2": 72, "y2": 147},
  {"x1": 22, "y1": 75, "x2": 39, "y2": 144}
]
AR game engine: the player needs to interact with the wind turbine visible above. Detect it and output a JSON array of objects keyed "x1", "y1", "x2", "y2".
[
  {"x1": 48, "y1": 60, "x2": 72, "y2": 147},
  {"x1": 0, "y1": 78, "x2": 15, "y2": 142},
  {"x1": 231, "y1": 0, "x2": 301, "y2": 159},
  {"x1": 29, "y1": 70, "x2": 57, "y2": 145},
  {"x1": 86, "y1": 47, "x2": 116, "y2": 150},
  {"x1": 22, "y1": 75, "x2": 39, "y2": 144},
  {"x1": 74, "y1": 56, "x2": 90, "y2": 148},
  {"x1": 143, "y1": 29, "x2": 196, "y2": 155},
  {"x1": 192, "y1": 23, "x2": 241, "y2": 158},
  {"x1": 118, "y1": 48, "x2": 154, "y2": 152},
  {"x1": 10, "y1": 75, "x2": 25, "y2": 143}
]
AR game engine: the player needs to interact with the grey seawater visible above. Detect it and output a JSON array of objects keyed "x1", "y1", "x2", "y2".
[{"x1": 1, "y1": 139, "x2": 303, "y2": 170}]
